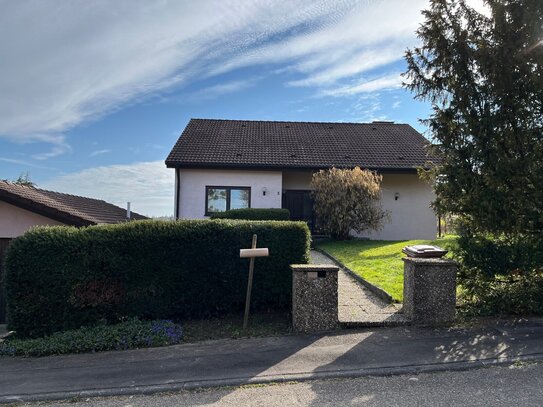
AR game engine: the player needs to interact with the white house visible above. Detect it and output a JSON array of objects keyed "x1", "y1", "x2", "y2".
[{"x1": 166, "y1": 118, "x2": 438, "y2": 240}]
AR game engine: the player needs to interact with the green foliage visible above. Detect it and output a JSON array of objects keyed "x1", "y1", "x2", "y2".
[
  {"x1": 455, "y1": 227, "x2": 543, "y2": 314},
  {"x1": 210, "y1": 208, "x2": 290, "y2": 221},
  {"x1": 5, "y1": 219, "x2": 310, "y2": 338},
  {"x1": 405, "y1": 0, "x2": 543, "y2": 312},
  {"x1": 310, "y1": 167, "x2": 388, "y2": 240},
  {"x1": 3, "y1": 172, "x2": 35, "y2": 187},
  {"x1": 0, "y1": 318, "x2": 183, "y2": 357},
  {"x1": 405, "y1": 0, "x2": 543, "y2": 235},
  {"x1": 16, "y1": 173, "x2": 34, "y2": 186},
  {"x1": 459, "y1": 274, "x2": 543, "y2": 316}
]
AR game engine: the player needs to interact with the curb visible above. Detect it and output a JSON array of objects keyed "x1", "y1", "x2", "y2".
[
  {"x1": 3, "y1": 353, "x2": 543, "y2": 404},
  {"x1": 312, "y1": 248, "x2": 395, "y2": 304}
]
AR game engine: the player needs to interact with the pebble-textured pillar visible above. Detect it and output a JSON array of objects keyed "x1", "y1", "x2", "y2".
[
  {"x1": 291, "y1": 264, "x2": 339, "y2": 333},
  {"x1": 402, "y1": 257, "x2": 458, "y2": 325}
]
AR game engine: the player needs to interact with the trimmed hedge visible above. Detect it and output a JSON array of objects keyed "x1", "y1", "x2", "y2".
[
  {"x1": 5, "y1": 219, "x2": 310, "y2": 338},
  {"x1": 210, "y1": 208, "x2": 290, "y2": 221}
]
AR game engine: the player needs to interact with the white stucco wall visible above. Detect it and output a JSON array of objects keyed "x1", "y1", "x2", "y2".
[
  {"x1": 177, "y1": 169, "x2": 283, "y2": 219},
  {"x1": 0, "y1": 200, "x2": 65, "y2": 238},
  {"x1": 360, "y1": 173, "x2": 436, "y2": 241},
  {"x1": 176, "y1": 168, "x2": 436, "y2": 240},
  {"x1": 282, "y1": 170, "x2": 436, "y2": 240}
]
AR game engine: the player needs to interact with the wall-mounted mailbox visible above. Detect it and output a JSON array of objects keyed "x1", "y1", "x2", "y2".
[{"x1": 402, "y1": 244, "x2": 448, "y2": 258}]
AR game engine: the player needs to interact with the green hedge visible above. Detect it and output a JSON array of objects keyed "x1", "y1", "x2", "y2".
[
  {"x1": 5, "y1": 219, "x2": 310, "y2": 338},
  {"x1": 210, "y1": 208, "x2": 290, "y2": 221}
]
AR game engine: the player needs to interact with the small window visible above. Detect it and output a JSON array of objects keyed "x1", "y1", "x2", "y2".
[{"x1": 205, "y1": 186, "x2": 250, "y2": 215}]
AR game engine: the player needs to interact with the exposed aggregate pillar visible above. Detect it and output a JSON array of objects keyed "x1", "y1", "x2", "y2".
[
  {"x1": 402, "y1": 257, "x2": 458, "y2": 325},
  {"x1": 291, "y1": 264, "x2": 339, "y2": 333}
]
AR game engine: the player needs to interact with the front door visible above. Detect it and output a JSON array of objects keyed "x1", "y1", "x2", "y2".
[{"x1": 282, "y1": 190, "x2": 316, "y2": 232}]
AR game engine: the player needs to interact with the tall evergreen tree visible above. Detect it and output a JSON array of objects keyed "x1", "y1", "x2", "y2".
[
  {"x1": 406, "y1": 1, "x2": 543, "y2": 312},
  {"x1": 405, "y1": 0, "x2": 543, "y2": 236}
]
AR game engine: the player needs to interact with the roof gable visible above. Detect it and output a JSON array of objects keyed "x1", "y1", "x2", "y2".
[
  {"x1": 166, "y1": 119, "x2": 437, "y2": 170},
  {"x1": 0, "y1": 181, "x2": 148, "y2": 226}
]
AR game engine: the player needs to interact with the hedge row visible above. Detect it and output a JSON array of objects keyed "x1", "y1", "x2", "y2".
[
  {"x1": 210, "y1": 208, "x2": 290, "y2": 221},
  {"x1": 5, "y1": 219, "x2": 310, "y2": 338}
]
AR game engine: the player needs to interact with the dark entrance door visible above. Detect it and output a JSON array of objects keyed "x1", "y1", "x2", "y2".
[{"x1": 282, "y1": 190, "x2": 316, "y2": 232}]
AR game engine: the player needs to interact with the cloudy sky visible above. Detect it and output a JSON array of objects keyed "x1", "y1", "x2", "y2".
[{"x1": 0, "y1": 0, "x2": 481, "y2": 216}]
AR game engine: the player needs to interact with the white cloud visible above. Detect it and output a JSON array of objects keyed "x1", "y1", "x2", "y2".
[
  {"x1": 89, "y1": 149, "x2": 111, "y2": 157},
  {"x1": 42, "y1": 161, "x2": 173, "y2": 217},
  {"x1": 186, "y1": 78, "x2": 260, "y2": 102},
  {"x1": 0, "y1": 0, "x2": 429, "y2": 153},
  {"x1": 342, "y1": 93, "x2": 385, "y2": 122},
  {"x1": 287, "y1": 47, "x2": 404, "y2": 87},
  {"x1": 0, "y1": 157, "x2": 57, "y2": 170},
  {"x1": 321, "y1": 73, "x2": 403, "y2": 97}
]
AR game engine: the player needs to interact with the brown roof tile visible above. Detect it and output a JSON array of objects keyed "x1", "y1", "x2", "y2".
[
  {"x1": 165, "y1": 118, "x2": 438, "y2": 171},
  {"x1": 0, "y1": 181, "x2": 148, "y2": 226}
]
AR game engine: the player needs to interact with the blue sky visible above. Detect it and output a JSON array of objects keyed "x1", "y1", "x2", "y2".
[{"x1": 0, "y1": 0, "x2": 484, "y2": 216}]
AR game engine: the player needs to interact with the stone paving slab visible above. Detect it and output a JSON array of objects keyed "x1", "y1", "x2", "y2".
[{"x1": 310, "y1": 250, "x2": 406, "y2": 325}]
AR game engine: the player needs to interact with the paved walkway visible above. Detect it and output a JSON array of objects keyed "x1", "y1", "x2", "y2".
[
  {"x1": 2, "y1": 319, "x2": 543, "y2": 403},
  {"x1": 310, "y1": 250, "x2": 404, "y2": 324}
]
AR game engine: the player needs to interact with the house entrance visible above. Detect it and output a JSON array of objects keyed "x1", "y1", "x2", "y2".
[{"x1": 282, "y1": 190, "x2": 317, "y2": 233}]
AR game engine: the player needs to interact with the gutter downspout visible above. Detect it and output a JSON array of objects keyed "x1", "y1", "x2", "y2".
[{"x1": 175, "y1": 168, "x2": 180, "y2": 220}]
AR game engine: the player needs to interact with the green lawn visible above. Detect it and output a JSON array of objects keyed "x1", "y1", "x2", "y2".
[{"x1": 317, "y1": 235, "x2": 457, "y2": 302}]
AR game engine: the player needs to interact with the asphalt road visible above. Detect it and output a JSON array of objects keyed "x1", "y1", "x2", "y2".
[{"x1": 24, "y1": 362, "x2": 543, "y2": 407}]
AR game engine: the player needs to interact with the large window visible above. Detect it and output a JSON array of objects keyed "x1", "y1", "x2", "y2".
[{"x1": 205, "y1": 186, "x2": 251, "y2": 215}]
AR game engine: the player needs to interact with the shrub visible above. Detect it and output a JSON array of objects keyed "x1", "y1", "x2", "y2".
[
  {"x1": 5, "y1": 219, "x2": 310, "y2": 338},
  {"x1": 210, "y1": 208, "x2": 290, "y2": 221},
  {"x1": 0, "y1": 318, "x2": 183, "y2": 357},
  {"x1": 310, "y1": 167, "x2": 389, "y2": 239},
  {"x1": 456, "y1": 229, "x2": 543, "y2": 315}
]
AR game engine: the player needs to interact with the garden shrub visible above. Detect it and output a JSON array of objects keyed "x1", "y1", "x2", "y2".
[
  {"x1": 310, "y1": 167, "x2": 388, "y2": 240},
  {"x1": 210, "y1": 208, "x2": 290, "y2": 221},
  {"x1": 0, "y1": 318, "x2": 183, "y2": 357},
  {"x1": 5, "y1": 219, "x2": 310, "y2": 338},
  {"x1": 456, "y1": 230, "x2": 543, "y2": 315}
]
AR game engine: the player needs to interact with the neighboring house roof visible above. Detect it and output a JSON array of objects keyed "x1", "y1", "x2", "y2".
[
  {"x1": 0, "y1": 181, "x2": 148, "y2": 226},
  {"x1": 166, "y1": 118, "x2": 438, "y2": 171}
]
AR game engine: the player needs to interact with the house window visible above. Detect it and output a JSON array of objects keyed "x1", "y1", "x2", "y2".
[{"x1": 206, "y1": 186, "x2": 250, "y2": 215}]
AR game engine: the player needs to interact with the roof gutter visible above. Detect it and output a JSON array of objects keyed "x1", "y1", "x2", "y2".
[{"x1": 165, "y1": 162, "x2": 421, "y2": 174}]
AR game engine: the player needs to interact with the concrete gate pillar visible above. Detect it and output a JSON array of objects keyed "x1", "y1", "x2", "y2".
[
  {"x1": 402, "y1": 257, "x2": 458, "y2": 325},
  {"x1": 291, "y1": 264, "x2": 339, "y2": 333}
]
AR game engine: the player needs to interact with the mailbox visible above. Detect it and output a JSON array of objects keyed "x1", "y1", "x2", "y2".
[{"x1": 402, "y1": 244, "x2": 448, "y2": 258}]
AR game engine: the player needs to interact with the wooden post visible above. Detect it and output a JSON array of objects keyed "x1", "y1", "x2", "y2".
[{"x1": 243, "y1": 234, "x2": 257, "y2": 330}]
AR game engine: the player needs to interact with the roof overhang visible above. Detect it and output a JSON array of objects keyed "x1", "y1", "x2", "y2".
[
  {"x1": 0, "y1": 190, "x2": 94, "y2": 227},
  {"x1": 165, "y1": 161, "x2": 420, "y2": 174}
]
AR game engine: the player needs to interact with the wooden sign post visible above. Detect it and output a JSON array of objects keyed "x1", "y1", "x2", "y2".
[{"x1": 240, "y1": 234, "x2": 269, "y2": 330}]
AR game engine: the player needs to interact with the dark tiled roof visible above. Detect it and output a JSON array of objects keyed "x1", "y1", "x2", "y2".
[
  {"x1": 0, "y1": 181, "x2": 148, "y2": 226},
  {"x1": 166, "y1": 119, "x2": 437, "y2": 171}
]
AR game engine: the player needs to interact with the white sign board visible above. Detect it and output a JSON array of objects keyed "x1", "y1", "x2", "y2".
[{"x1": 240, "y1": 248, "x2": 269, "y2": 258}]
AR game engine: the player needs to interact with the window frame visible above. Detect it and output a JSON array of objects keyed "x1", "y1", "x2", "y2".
[{"x1": 205, "y1": 186, "x2": 251, "y2": 216}]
